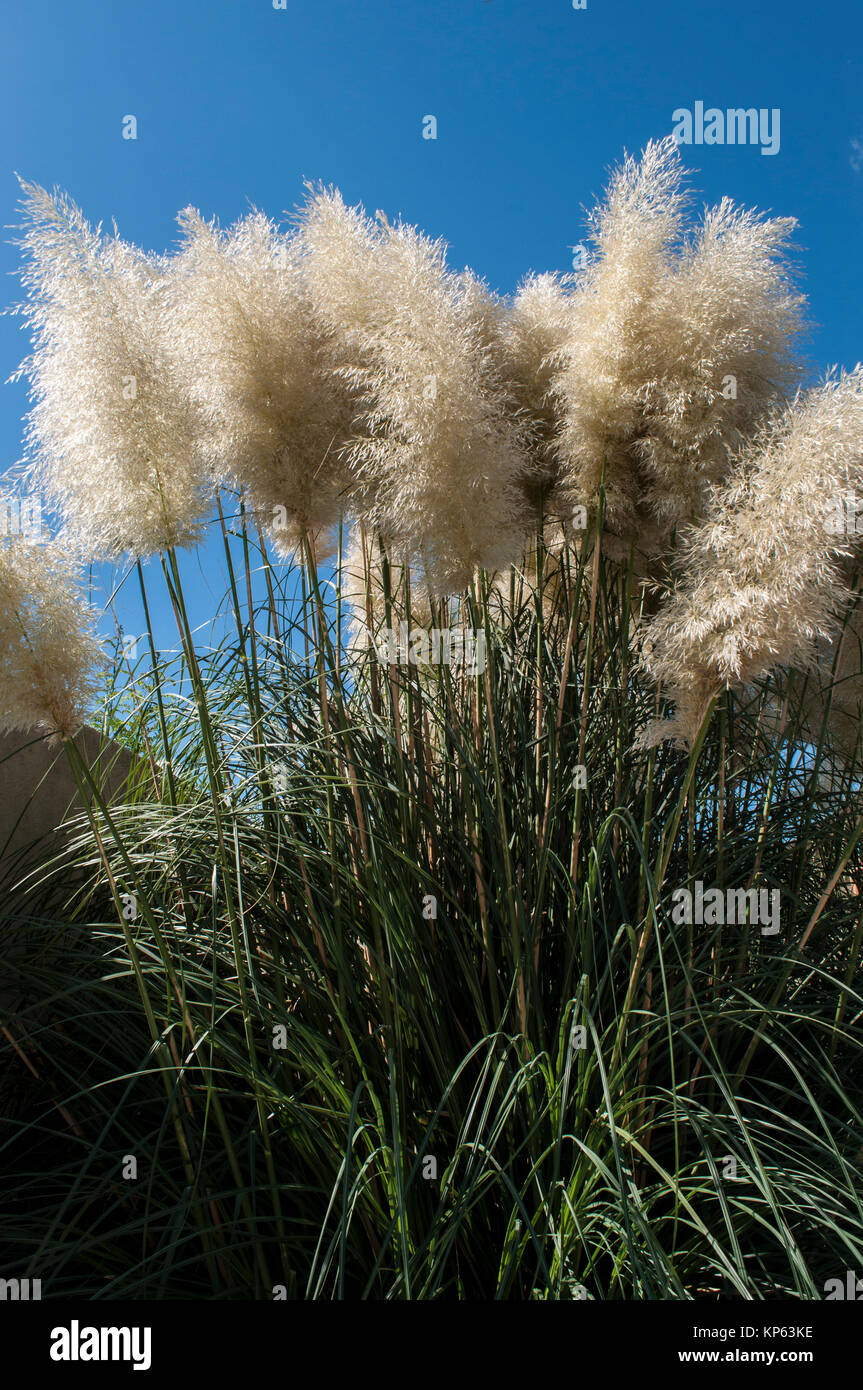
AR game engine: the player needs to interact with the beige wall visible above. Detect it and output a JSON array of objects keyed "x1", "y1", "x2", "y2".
[{"x1": 0, "y1": 727, "x2": 137, "y2": 901}]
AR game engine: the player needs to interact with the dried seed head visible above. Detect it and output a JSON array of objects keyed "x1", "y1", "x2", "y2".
[
  {"x1": 0, "y1": 537, "x2": 102, "y2": 738},
  {"x1": 639, "y1": 369, "x2": 863, "y2": 746},
  {"x1": 168, "y1": 208, "x2": 356, "y2": 559},
  {"x1": 14, "y1": 182, "x2": 210, "y2": 559},
  {"x1": 298, "y1": 187, "x2": 533, "y2": 592}
]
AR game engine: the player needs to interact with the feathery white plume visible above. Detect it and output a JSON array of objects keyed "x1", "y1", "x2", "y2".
[
  {"x1": 552, "y1": 137, "x2": 688, "y2": 544},
  {"x1": 298, "y1": 188, "x2": 532, "y2": 592},
  {"x1": 499, "y1": 272, "x2": 576, "y2": 511},
  {"x1": 13, "y1": 182, "x2": 210, "y2": 559},
  {"x1": 0, "y1": 537, "x2": 102, "y2": 737},
  {"x1": 638, "y1": 198, "x2": 804, "y2": 536},
  {"x1": 546, "y1": 140, "x2": 804, "y2": 559},
  {"x1": 639, "y1": 369, "x2": 863, "y2": 746},
  {"x1": 168, "y1": 209, "x2": 356, "y2": 560}
]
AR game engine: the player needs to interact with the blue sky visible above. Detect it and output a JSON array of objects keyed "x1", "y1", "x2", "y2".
[{"x1": 1, "y1": 0, "x2": 861, "y2": 652}]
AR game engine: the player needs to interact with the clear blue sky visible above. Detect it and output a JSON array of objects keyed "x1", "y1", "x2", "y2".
[{"x1": 1, "y1": 0, "x2": 861, "y2": 654}]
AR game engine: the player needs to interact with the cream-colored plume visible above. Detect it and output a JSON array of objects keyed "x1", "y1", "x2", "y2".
[
  {"x1": 0, "y1": 537, "x2": 102, "y2": 737},
  {"x1": 168, "y1": 209, "x2": 356, "y2": 560},
  {"x1": 638, "y1": 198, "x2": 804, "y2": 537},
  {"x1": 14, "y1": 182, "x2": 210, "y2": 559},
  {"x1": 499, "y1": 273, "x2": 576, "y2": 511},
  {"x1": 552, "y1": 137, "x2": 688, "y2": 543},
  {"x1": 297, "y1": 188, "x2": 533, "y2": 592},
  {"x1": 639, "y1": 369, "x2": 863, "y2": 746},
  {"x1": 545, "y1": 139, "x2": 804, "y2": 560}
]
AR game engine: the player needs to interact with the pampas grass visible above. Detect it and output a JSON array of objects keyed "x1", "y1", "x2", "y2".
[
  {"x1": 13, "y1": 183, "x2": 210, "y2": 559},
  {"x1": 548, "y1": 138, "x2": 805, "y2": 557},
  {"x1": 168, "y1": 208, "x2": 356, "y2": 559},
  {"x1": 297, "y1": 187, "x2": 533, "y2": 591},
  {"x1": 2, "y1": 142, "x2": 862, "y2": 1302},
  {"x1": 0, "y1": 535, "x2": 102, "y2": 736},
  {"x1": 2, "y1": 513, "x2": 862, "y2": 1300},
  {"x1": 640, "y1": 369, "x2": 863, "y2": 746}
]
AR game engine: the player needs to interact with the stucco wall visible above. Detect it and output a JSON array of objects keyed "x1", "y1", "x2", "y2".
[{"x1": 0, "y1": 726, "x2": 137, "y2": 901}]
